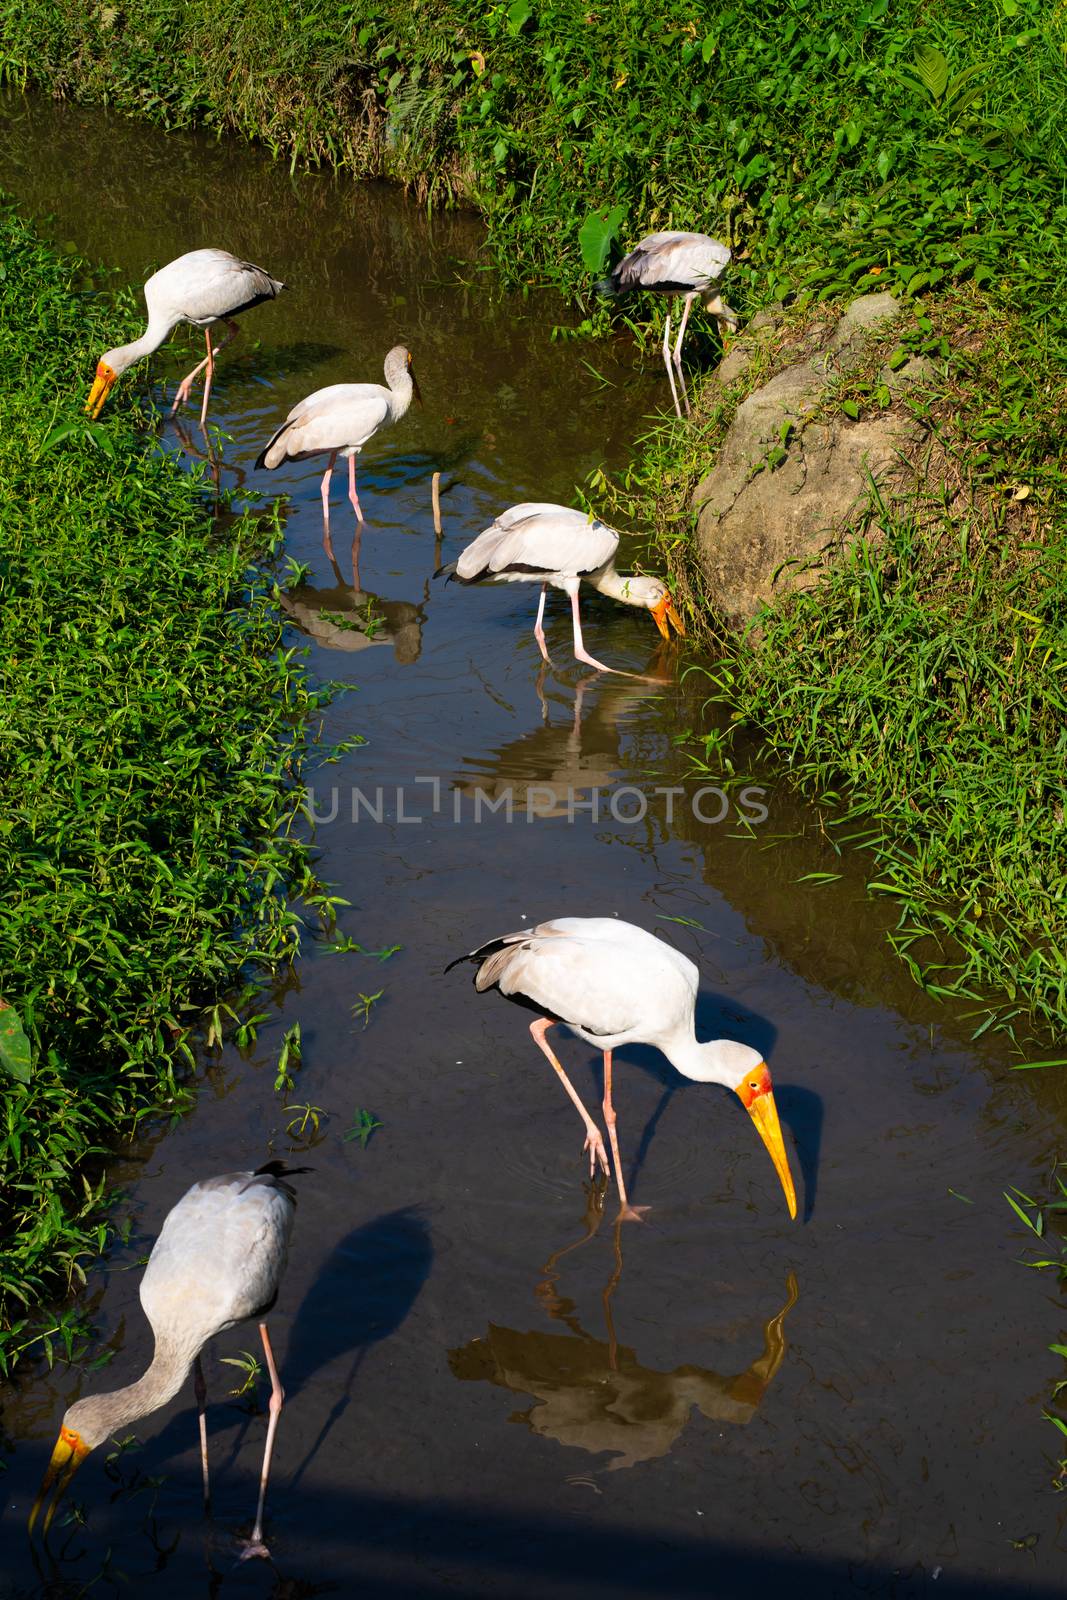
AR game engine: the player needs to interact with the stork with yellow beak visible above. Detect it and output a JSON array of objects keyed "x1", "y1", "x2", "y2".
[
  {"x1": 86, "y1": 248, "x2": 285, "y2": 428},
  {"x1": 447, "y1": 916, "x2": 797, "y2": 1222},
  {"x1": 438, "y1": 503, "x2": 684, "y2": 673},
  {"x1": 30, "y1": 1161, "x2": 303, "y2": 1560}
]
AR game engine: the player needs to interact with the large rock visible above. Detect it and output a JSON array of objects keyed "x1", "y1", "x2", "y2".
[{"x1": 693, "y1": 293, "x2": 928, "y2": 625}]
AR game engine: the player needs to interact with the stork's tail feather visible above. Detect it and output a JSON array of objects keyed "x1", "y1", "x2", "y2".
[
  {"x1": 444, "y1": 927, "x2": 528, "y2": 977},
  {"x1": 249, "y1": 1158, "x2": 312, "y2": 1203},
  {"x1": 433, "y1": 558, "x2": 458, "y2": 581},
  {"x1": 255, "y1": 424, "x2": 292, "y2": 471},
  {"x1": 255, "y1": 1160, "x2": 312, "y2": 1179}
]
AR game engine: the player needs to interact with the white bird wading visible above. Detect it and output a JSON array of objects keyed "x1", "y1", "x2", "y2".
[{"x1": 448, "y1": 917, "x2": 797, "y2": 1221}]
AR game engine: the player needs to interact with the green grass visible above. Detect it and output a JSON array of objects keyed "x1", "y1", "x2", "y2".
[
  {"x1": 1, "y1": 0, "x2": 1064, "y2": 320},
  {"x1": 0, "y1": 202, "x2": 329, "y2": 1375},
  {"x1": 603, "y1": 289, "x2": 1067, "y2": 1041}
]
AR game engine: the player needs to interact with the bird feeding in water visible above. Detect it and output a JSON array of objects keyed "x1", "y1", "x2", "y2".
[
  {"x1": 597, "y1": 232, "x2": 738, "y2": 419},
  {"x1": 30, "y1": 1161, "x2": 304, "y2": 1560},
  {"x1": 439, "y1": 502, "x2": 684, "y2": 674},
  {"x1": 255, "y1": 345, "x2": 421, "y2": 561},
  {"x1": 447, "y1": 917, "x2": 797, "y2": 1222},
  {"x1": 86, "y1": 248, "x2": 285, "y2": 428}
]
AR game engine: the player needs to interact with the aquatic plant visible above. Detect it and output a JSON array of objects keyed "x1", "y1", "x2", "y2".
[{"x1": 0, "y1": 203, "x2": 324, "y2": 1375}]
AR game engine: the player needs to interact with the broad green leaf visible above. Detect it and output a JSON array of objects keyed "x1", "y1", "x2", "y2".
[
  {"x1": 578, "y1": 204, "x2": 626, "y2": 275},
  {"x1": 507, "y1": 0, "x2": 532, "y2": 35},
  {"x1": 913, "y1": 43, "x2": 949, "y2": 101},
  {"x1": 0, "y1": 1003, "x2": 31, "y2": 1083}
]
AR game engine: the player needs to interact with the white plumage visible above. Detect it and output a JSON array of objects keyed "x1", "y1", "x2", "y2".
[
  {"x1": 446, "y1": 503, "x2": 684, "y2": 673},
  {"x1": 140, "y1": 1168, "x2": 294, "y2": 1350},
  {"x1": 449, "y1": 917, "x2": 797, "y2": 1221},
  {"x1": 606, "y1": 231, "x2": 732, "y2": 295},
  {"x1": 31, "y1": 1162, "x2": 302, "y2": 1560},
  {"x1": 86, "y1": 248, "x2": 285, "y2": 426},
  {"x1": 598, "y1": 230, "x2": 738, "y2": 418},
  {"x1": 256, "y1": 345, "x2": 420, "y2": 555}
]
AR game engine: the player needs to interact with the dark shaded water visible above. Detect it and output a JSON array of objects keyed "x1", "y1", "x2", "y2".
[{"x1": 2, "y1": 93, "x2": 1067, "y2": 1600}]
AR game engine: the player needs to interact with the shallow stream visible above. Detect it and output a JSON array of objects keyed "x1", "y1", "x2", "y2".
[{"x1": 2, "y1": 92, "x2": 1066, "y2": 1599}]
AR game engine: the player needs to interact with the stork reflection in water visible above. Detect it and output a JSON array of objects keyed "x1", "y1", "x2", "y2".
[
  {"x1": 279, "y1": 554, "x2": 426, "y2": 665},
  {"x1": 450, "y1": 1186, "x2": 799, "y2": 1471},
  {"x1": 453, "y1": 667, "x2": 665, "y2": 819}
]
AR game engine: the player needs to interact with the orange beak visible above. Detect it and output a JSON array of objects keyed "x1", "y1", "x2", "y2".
[
  {"x1": 736, "y1": 1065, "x2": 798, "y2": 1219},
  {"x1": 28, "y1": 1425, "x2": 90, "y2": 1536},
  {"x1": 650, "y1": 593, "x2": 686, "y2": 641},
  {"x1": 85, "y1": 362, "x2": 117, "y2": 419}
]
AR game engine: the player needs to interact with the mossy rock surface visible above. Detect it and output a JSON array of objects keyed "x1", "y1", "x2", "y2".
[{"x1": 693, "y1": 294, "x2": 933, "y2": 623}]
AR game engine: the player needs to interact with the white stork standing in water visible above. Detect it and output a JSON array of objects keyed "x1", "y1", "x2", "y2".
[
  {"x1": 439, "y1": 503, "x2": 684, "y2": 673},
  {"x1": 86, "y1": 248, "x2": 285, "y2": 427},
  {"x1": 597, "y1": 232, "x2": 738, "y2": 418},
  {"x1": 255, "y1": 345, "x2": 421, "y2": 561},
  {"x1": 29, "y1": 1161, "x2": 304, "y2": 1561},
  {"x1": 448, "y1": 917, "x2": 797, "y2": 1222}
]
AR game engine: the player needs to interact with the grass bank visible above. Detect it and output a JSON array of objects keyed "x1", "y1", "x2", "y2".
[
  {"x1": 1, "y1": 0, "x2": 1064, "y2": 315},
  {"x1": 604, "y1": 290, "x2": 1067, "y2": 1044},
  {"x1": 0, "y1": 203, "x2": 326, "y2": 1376}
]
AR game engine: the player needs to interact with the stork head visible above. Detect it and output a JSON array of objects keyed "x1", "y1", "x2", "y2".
[
  {"x1": 385, "y1": 344, "x2": 422, "y2": 406},
  {"x1": 28, "y1": 1396, "x2": 108, "y2": 1535},
  {"x1": 681, "y1": 1039, "x2": 797, "y2": 1219},
  {"x1": 704, "y1": 293, "x2": 740, "y2": 338},
  {"x1": 85, "y1": 345, "x2": 137, "y2": 418},
  {"x1": 617, "y1": 575, "x2": 686, "y2": 641}
]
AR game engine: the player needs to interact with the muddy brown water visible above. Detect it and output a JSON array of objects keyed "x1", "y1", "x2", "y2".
[{"x1": 3, "y1": 92, "x2": 1067, "y2": 1600}]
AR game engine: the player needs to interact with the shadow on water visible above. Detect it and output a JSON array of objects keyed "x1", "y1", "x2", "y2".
[
  {"x1": 284, "y1": 1207, "x2": 433, "y2": 1488},
  {"x1": 777, "y1": 1083, "x2": 824, "y2": 1223},
  {"x1": 15, "y1": 1485, "x2": 1067, "y2": 1600}
]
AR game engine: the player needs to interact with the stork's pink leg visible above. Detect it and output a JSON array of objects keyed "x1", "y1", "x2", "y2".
[
  {"x1": 321, "y1": 451, "x2": 339, "y2": 560},
  {"x1": 193, "y1": 1354, "x2": 211, "y2": 1510},
  {"x1": 171, "y1": 320, "x2": 239, "y2": 418},
  {"x1": 238, "y1": 1321, "x2": 284, "y2": 1561},
  {"x1": 568, "y1": 588, "x2": 613, "y2": 674},
  {"x1": 602, "y1": 1050, "x2": 649, "y2": 1222},
  {"x1": 533, "y1": 584, "x2": 551, "y2": 663},
  {"x1": 672, "y1": 292, "x2": 698, "y2": 418},
  {"x1": 198, "y1": 329, "x2": 215, "y2": 430},
  {"x1": 347, "y1": 452, "x2": 365, "y2": 524},
  {"x1": 662, "y1": 310, "x2": 682, "y2": 419},
  {"x1": 530, "y1": 1018, "x2": 610, "y2": 1178}
]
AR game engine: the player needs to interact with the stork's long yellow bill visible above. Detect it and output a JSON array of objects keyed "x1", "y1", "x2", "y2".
[
  {"x1": 28, "y1": 1425, "x2": 90, "y2": 1535},
  {"x1": 650, "y1": 594, "x2": 686, "y2": 641},
  {"x1": 738, "y1": 1065, "x2": 798, "y2": 1220},
  {"x1": 85, "y1": 362, "x2": 117, "y2": 419}
]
